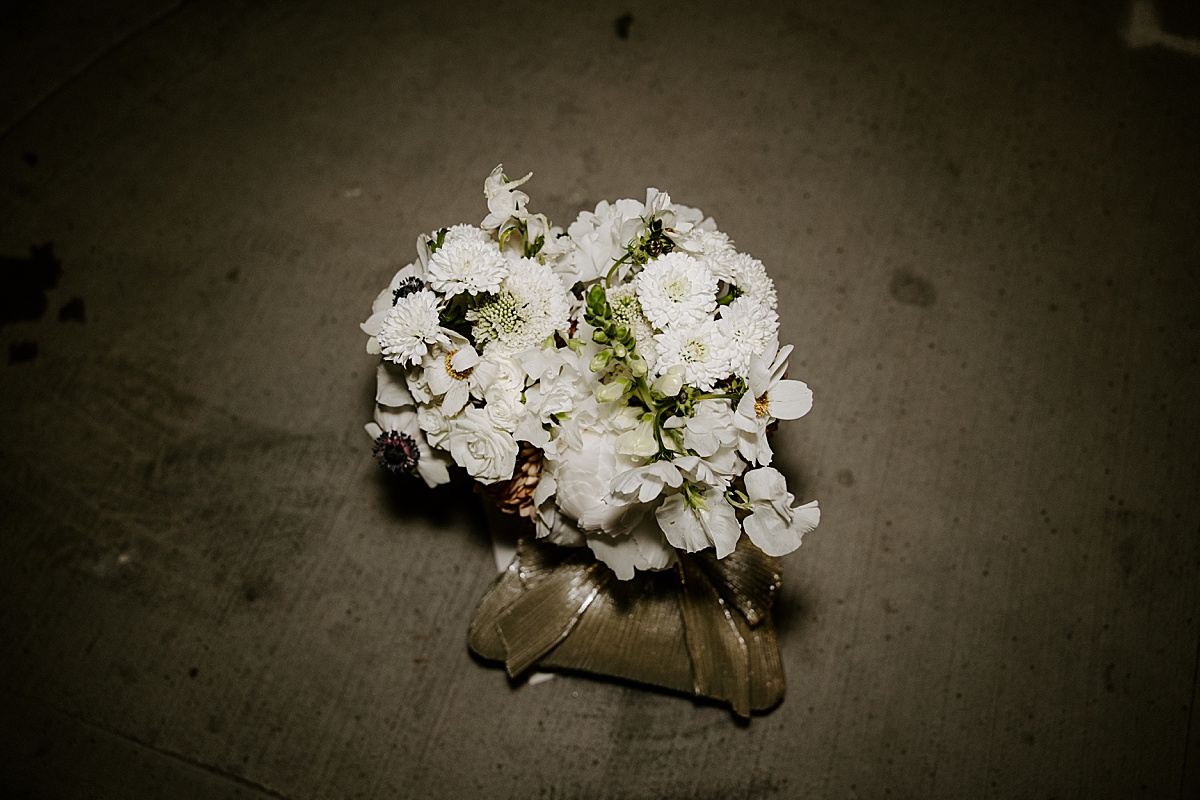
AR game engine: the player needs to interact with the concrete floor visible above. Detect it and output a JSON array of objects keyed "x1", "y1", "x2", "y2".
[{"x1": 2, "y1": 1, "x2": 1198, "y2": 797}]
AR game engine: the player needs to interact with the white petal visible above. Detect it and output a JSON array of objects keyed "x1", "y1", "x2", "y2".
[
  {"x1": 655, "y1": 493, "x2": 709, "y2": 553},
  {"x1": 365, "y1": 421, "x2": 382, "y2": 440},
  {"x1": 767, "y1": 379, "x2": 812, "y2": 420},
  {"x1": 417, "y1": 451, "x2": 452, "y2": 487},
  {"x1": 702, "y1": 499, "x2": 741, "y2": 559},
  {"x1": 744, "y1": 466, "x2": 788, "y2": 504},
  {"x1": 375, "y1": 363, "x2": 414, "y2": 407}
]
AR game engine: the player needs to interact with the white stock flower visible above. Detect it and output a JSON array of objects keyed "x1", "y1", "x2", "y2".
[
  {"x1": 654, "y1": 489, "x2": 741, "y2": 558},
  {"x1": 668, "y1": 398, "x2": 737, "y2": 457},
  {"x1": 718, "y1": 296, "x2": 779, "y2": 378},
  {"x1": 634, "y1": 252, "x2": 717, "y2": 329},
  {"x1": 742, "y1": 467, "x2": 819, "y2": 557},
  {"x1": 468, "y1": 257, "x2": 571, "y2": 357},
  {"x1": 427, "y1": 237, "x2": 509, "y2": 297},
  {"x1": 446, "y1": 407, "x2": 518, "y2": 484},
  {"x1": 376, "y1": 290, "x2": 452, "y2": 366},
  {"x1": 653, "y1": 319, "x2": 731, "y2": 391},
  {"x1": 585, "y1": 516, "x2": 675, "y2": 581},
  {"x1": 560, "y1": 199, "x2": 645, "y2": 285},
  {"x1": 481, "y1": 165, "x2": 533, "y2": 231}
]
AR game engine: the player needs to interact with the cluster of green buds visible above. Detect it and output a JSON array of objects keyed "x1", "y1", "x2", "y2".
[
  {"x1": 584, "y1": 284, "x2": 648, "y2": 379},
  {"x1": 584, "y1": 284, "x2": 711, "y2": 461}
]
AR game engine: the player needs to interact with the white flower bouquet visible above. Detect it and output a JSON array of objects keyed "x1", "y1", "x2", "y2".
[{"x1": 362, "y1": 166, "x2": 820, "y2": 716}]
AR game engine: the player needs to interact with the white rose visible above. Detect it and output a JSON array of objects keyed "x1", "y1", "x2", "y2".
[
  {"x1": 446, "y1": 407, "x2": 518, "y2": 484},
  {"x1": 417, "y1": 404, "x2": 451, "y2": 448},
  {"x1": 484, "y1": 386, "x2": 525, "y2": 433}
]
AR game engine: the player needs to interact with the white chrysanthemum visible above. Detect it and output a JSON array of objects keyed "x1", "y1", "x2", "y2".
[
  {"x1": 427, "y1": 237, "x2": 508, "y2": 296},
  {"x1": 653, "y1": 319, "x2": 731, "y2": 391},
  {"x1": 468, "y1": 257, "x2": 571, "y2": 357},
  {"x1": 376, "y1": 290, "x2": 451, "y2": 365},
  {"x1": 634, "y1": 252, "x2": 718, "y2": 329},
  {"x1": 606, "y1": 284, "x2": 658, "y2": 368},
  {"x1": 443, "y1": 224, "x2": 491, "y2": 246},
  {"x1": 728, "y1": 252, "x2": 778, "y2": 310},
  {"x1": 684, "y1": 229, "x2": 738, "y2": 282},
  {"x1": 718, "y1": 296, "x2": 780, "y2": 377}
]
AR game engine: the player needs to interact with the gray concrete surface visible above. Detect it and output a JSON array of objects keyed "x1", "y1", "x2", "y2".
[{"x1": 2, "y1": 1, "x2": 1198, "y2": 797}]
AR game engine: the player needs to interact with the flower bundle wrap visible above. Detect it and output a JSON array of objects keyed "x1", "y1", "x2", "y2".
[{"x1": 362, "y1": 166, "x2": 820, "y2": 583}]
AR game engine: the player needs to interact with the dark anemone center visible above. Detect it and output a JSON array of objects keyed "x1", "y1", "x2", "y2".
[
  {"x1": 392, "y1": 277, "x2": 426, "y2": 304},
  {"x1": 373, "y1": 430, "x2": 420, "y2": 475}
]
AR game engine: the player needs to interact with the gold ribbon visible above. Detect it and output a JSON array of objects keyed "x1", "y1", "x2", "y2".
[{"x1": 469, "y1": 536, "x2": 785, "y2": 718}]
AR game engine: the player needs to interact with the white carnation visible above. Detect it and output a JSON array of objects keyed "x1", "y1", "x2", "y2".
[
  {"x1": 427, "y1": 237, "x2": 508, "y2": 297},
  {"x1": 653, "y1": 319, "x2": 732, "y2": 391},
  {"x1": 376, "y1": 290, "x2": 451, "y2": 366},
  {"x1": 634, "y1": 252, "x2": 718, "y2": 330}
]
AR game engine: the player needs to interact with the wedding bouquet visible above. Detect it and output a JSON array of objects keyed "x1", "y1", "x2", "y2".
[{"x1": 361, "y1": 166, "x2": 819, "y2": 714}]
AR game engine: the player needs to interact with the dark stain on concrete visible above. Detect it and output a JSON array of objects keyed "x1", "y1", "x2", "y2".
[
  {"x1": 889, "y1": 268, "x2": 937, "y2": 307},
  {"x1": 58, "y1": 296, "x2": 85, "y2": 323},
  {"x1": 22, "y1": 151, "x2": 37, "y2": 167},
  {"x1": 225, "y1": 267, "x2": 240, "y2": 283},
  {"x1": 9, "y1": 341, "x2": 38, "y2": 363},
  {"x1": 0, "y1": 243, "x2": 61, "y2": 325},
  {"x1": 615, "y1": 12, "x2": 633, "y2": 39},
  {"x1": 836, "y1": 469, "x2": 855, "y2": 486}
]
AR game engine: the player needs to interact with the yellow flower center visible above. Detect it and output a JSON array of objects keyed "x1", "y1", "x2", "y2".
[
  {"x1": 754, "y1": 392, "x2": 770, "y2": 418},
  {"x1": 445, "y1": 350, "x2": 473, "y2": 381}
]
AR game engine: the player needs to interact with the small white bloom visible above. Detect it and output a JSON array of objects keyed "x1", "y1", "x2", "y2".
[
  {"x1": 718, "y1": 296, "x2": 779, "y2": 378},
  {"x1": 653, "y1": 319, "x2": 731, "y2": 391},
  {"x1": 654, "y1": 489, "x2": 741, "y2": 558},
  {"x1": 443, "y1": 224, "x2": 491, "y2": 246},
  {"x1": 484, "y1": 385, "x2": 525, "y2": 433},
  {"x1": 366, "y1": 404, "x2": 451, "y2": 488},
  {"x1": 468, "y1": 257, "x2": 572, "y2": 357},
  {"x1": 376, "y1": 290, "x2": 452, "y2": 366},
  {"x1": 445, "y1": 406, "x2": 518, "y2": 484},
  {"x1": 585, "y1": 517, "x2": 676, "y2": 581},
  {"x1": 361, "y1": 264, "x2": 423, "y2": 354},
  {"x1": 742, "y1": 467, "x2": 820, "y2": 557},
  {"x1": 671, "y1": 398, "x2": 737, "y2": 458},
  {"x1": 416, "y1": 403, "x2": 452, "y2": 448},
  {"x1": 375, "y1": 361, "x2": 414, "y2": 407},
  {"x1": 634, "y1": 252, "x2": 717, "y2": 329},
  {"x1": 678, "y1": 228, "x2": 738, "y2": 282},
  {"x1": 733, "y1": 337, "x2": 813, "y2": 465},
  {"x1": 560, "y1": 198, "x2": 645, "y2": 285},
  {"x1": 728, "y1": 252, "x2": 778, "y2": 310},
  {"x1": 427, "y1": 237, "x2": 509, "y2": 297},
  {"x1": 424, "y1": 343, "x2": 482, "y2": 416},
  {"x1": 616, "y1": 417, "x2": 659, "y2": 459},
  {"x1": 606, "y1": 283, "x2": 658, "y2": 368},
  {"x1": 610, "y1": 461, "x2": 685, "y2": 504},
  {"x1": 481, "y1": 165, "x2": 533, "y2": 231}
]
